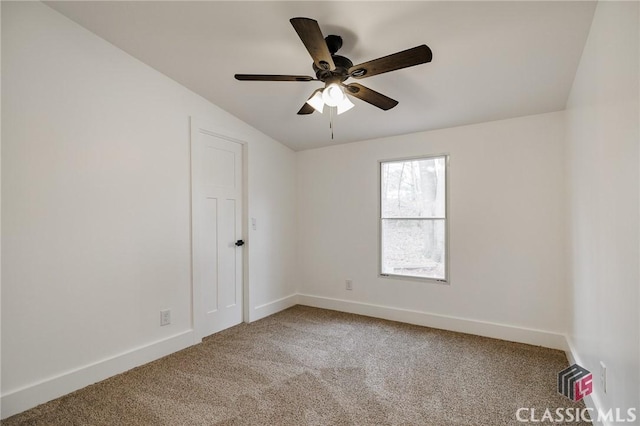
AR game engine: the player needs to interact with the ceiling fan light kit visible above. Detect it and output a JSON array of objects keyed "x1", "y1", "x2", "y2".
[
  {"x1": 335, "y1": 96, "x2": 355, "y2": 115},
  {"x1": 306, "y1": 90, "x2": 325, "y2": 113},
  {"x1": 304, "y1": 81, "x2": 355, "y2": 115},
  {"x1": 235, "y1": 17, "x2": 432, "y2": 137},
  {"x1": 322, "y1": 83, "x2": 345, "y2": 107}
]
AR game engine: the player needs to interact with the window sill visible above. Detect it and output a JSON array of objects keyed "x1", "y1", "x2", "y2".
[{"x1": 379, "y1": 273, "x2": 449, "y2": 285}]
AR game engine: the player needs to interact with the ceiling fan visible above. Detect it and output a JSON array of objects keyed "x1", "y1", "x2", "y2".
[{"x1": 235, "y1": 17, "x2": 433, "y2": 116}]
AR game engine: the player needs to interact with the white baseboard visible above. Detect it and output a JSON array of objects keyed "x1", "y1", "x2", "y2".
[
  {"x1": 1, "y1": 330, "x2": 195, "y2": 419},
  {"x1": 297, "y1": 294, "x2": 568, "y2": 350},
  {"x1": 250, "y1": 294, "x2": 299, "y2": 322}
]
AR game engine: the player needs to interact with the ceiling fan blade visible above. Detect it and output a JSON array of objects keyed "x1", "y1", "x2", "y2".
[
  {"x1": 297, "y1": 103, "x2": 315, "y2": 115},
  {"x1": 290, "y1": 17, "x2": 336, "y2": 71},
  {"x1": 297, "y1": 89, "x2": 322, "y2": 115},
  {"x1": 348, "y1": 45, "x2": 432, "y2": 79},
  {"x1": 343, "y1": 83, "x2": 399, "y2": 110},
  {"x1": 235, "y1": 74, "x2": 315, "y2": 82}
]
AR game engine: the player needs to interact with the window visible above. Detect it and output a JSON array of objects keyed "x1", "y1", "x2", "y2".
[{"x1": 380, "y1": 155, "x2": 448, "y2": 282}]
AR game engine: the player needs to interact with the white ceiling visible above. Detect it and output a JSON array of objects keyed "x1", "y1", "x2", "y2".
[{"x1": 46, "y1": 1, "x2": 596, "y2": 151}]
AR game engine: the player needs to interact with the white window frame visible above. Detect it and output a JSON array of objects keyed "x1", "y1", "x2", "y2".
[{"x1": 378, "y1": 154, "x2": 449, "y2": 284}]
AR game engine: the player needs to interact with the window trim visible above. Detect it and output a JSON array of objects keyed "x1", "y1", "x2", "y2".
[{"x1": 378, "y1": 154, "x2": 450, "y2": 284}]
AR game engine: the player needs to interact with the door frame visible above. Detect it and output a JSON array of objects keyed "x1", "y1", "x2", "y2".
[{"x1": 190, "y1": 117, "x2": 249, "y2": 343}]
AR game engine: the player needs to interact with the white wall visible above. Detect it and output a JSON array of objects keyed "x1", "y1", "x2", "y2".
[
  {"x1": 297, "y1": 111, "x2": 567, "y2": 348},
  {"x1": 565, "y1": 1, "x2": 639, "y2": 421},
  {"x1": 0, "y1": 2, "x2": 3, "y2": 419},
  {"x1": 1, "y1": 2, "x2": 296, "y2": 417},
  {"x1": 246, "y1": 138, "x2": 298, "y2": 318}
]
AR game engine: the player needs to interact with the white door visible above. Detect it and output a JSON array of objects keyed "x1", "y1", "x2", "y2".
[{"x1": 191, "y1": 120, "x2": 244, "y2": 341}]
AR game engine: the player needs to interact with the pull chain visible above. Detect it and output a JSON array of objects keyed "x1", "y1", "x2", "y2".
[{"x1": 329, "y1": 106, "x2": 335, "y2": 140}]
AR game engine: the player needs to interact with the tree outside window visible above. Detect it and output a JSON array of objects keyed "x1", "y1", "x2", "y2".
[{"x1": 380, "y1": 156, "x2": 447, "y2": 281}]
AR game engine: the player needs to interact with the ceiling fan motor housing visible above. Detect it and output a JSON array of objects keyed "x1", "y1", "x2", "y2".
[{"x1": 313, "y1": 36, "x2": 353, "y2": 83}]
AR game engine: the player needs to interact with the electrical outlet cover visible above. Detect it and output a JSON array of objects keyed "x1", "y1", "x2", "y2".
[{"x1": 160, "y1": 309, "x2": 171, "y2": 326}]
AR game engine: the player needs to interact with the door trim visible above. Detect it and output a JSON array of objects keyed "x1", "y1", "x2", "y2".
[{"x1": 190, "y1": 117, "x2": 248, "y2": 343}]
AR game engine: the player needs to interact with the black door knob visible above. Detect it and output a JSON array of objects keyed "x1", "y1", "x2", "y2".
[{"x1": 235, "y1": 240, "x2": 245, "y2": 247}]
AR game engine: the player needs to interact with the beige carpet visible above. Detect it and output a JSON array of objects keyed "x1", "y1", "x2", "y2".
[{"x1": 3, "y1": 306, "x2": 589, "y2": 425}]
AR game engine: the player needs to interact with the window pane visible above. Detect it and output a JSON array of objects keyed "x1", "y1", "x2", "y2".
[
  {"x1": 381, "y1": 219, "x2": 445, "y2": 279},
  {"x1": 381, "y1": 157, "x2": 446, "y2": 218}
]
